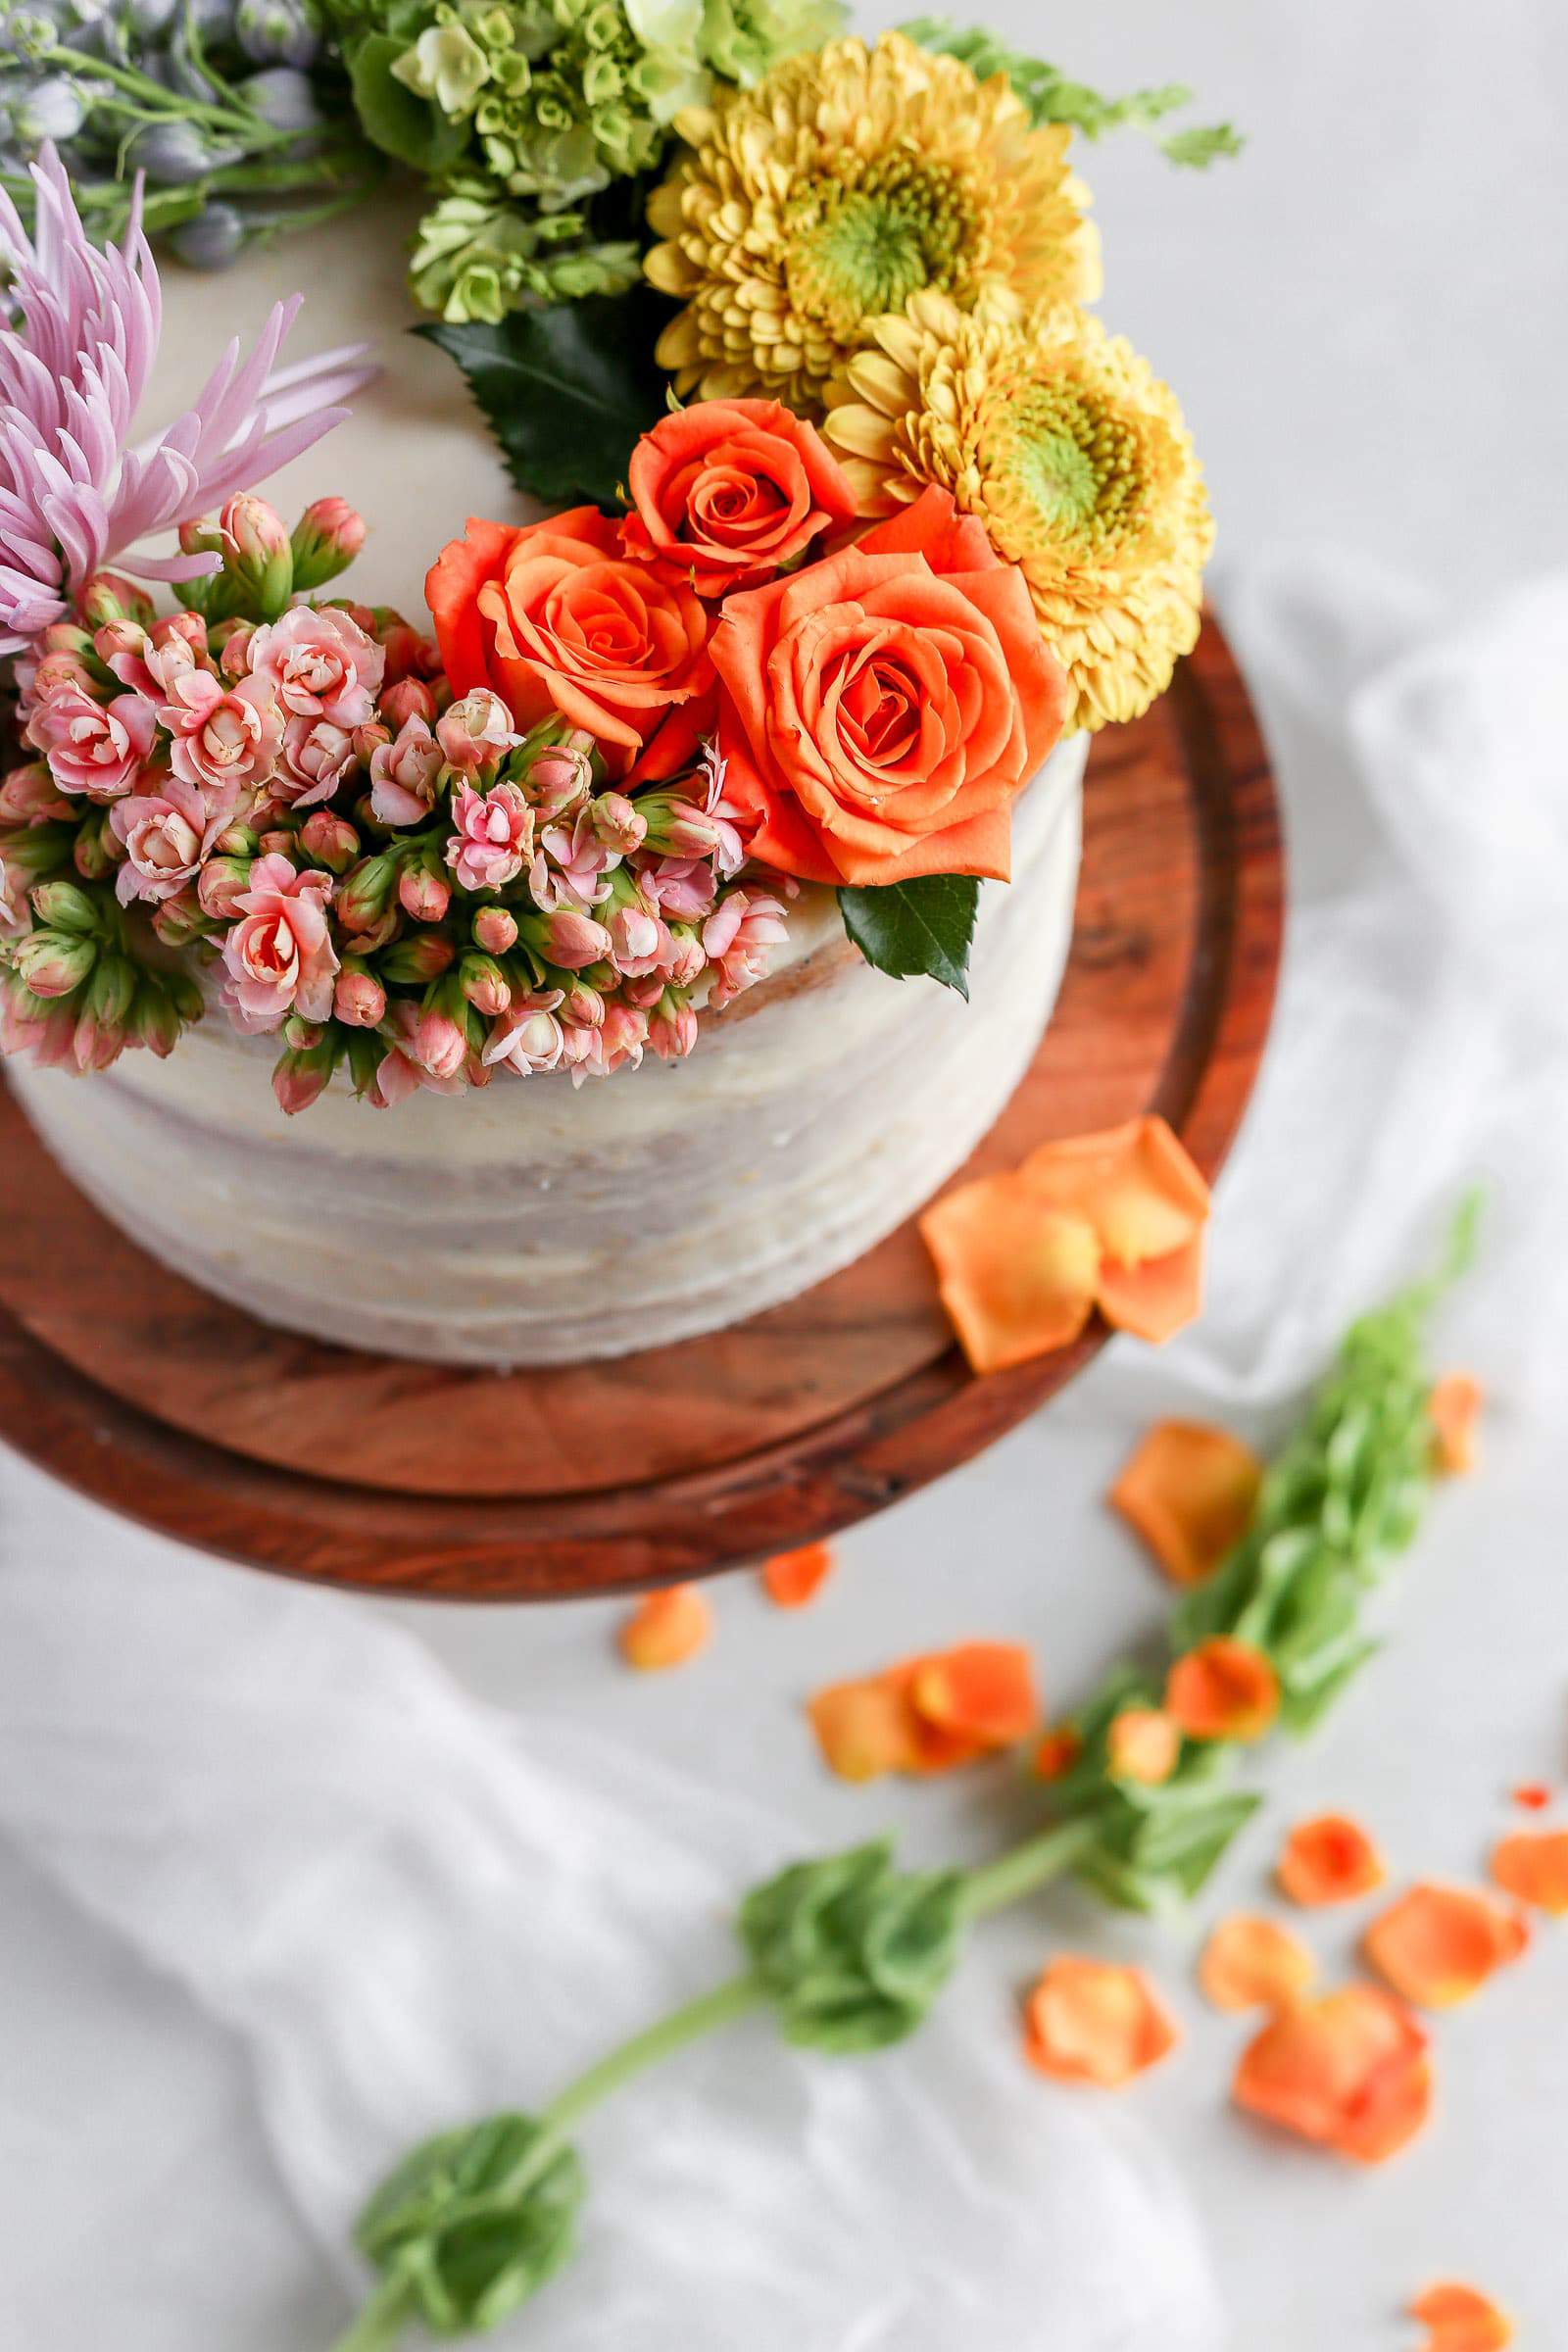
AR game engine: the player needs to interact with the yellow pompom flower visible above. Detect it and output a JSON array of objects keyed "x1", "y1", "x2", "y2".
[
  {"x1": 824, "y1": 294, "x2": 1214, "y2": 731},
  {"x1": 644, "y1": 29, "x2": 1100, "y2": 416}
]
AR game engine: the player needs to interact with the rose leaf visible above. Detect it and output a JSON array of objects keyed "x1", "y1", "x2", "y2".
[{"x1": 837, "y1": 876, "x2": 981, "y2": 999}]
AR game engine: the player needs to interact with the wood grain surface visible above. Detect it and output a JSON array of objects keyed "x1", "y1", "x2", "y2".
[{"x1": 0, "y1": 613, "x2": 1283, "y2": 1597}]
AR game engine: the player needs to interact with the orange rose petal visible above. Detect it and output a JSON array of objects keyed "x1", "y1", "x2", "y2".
[
  {"x1": 1032, "y1": 1724, "x2": 1084, "y2": 1782},
  {"x1": 1106, "y1": 1705, "x2": 1182, "y2": 1786},
  {"x1": 1023, "y1": 1957, "x2": 1180, "y2": 2087},
  {"x1": 1109, "y1": 1419, "x2": 1264, "y2": 1586},
  {"x1": 1199, "y1": 1914, "x2": 1317, "y2": 2013},
  {"x1": 618, "y1": 1584, "x2": 711, "y2": 1672},
  {"x1": 1233, "y1": 1984, "x2": 1433, "y2": 2165},
  {"x1": 1429, "y1": 1372, "x2": 1484, "y2": 1474},
  {"x1": 1512, "y1": 1783, "x2": 1551, "y2": 1811},
  {"x1": 760, "y1": 1542, "x2": 835, "y2": 1610},
  {"x1": 1166, "y1": 1637, "x2": 1280, "y2": 1742},
  {"x1": 1491, "y1": 1827, "x2": 1568, "y2": 1914},
  {"x1": 808, "y1": 1677, "x2": 922, "y2": 1783},
  {"x1": 1277, "y1": 1812, "x2": 1387, "y2": 1907},
  {"x1": 1095, "y1": 1234, "x2": 1207, "y2": 1346},
  {"x1": 909, "y1": 1641, "x2": 1038, "y2": 1745},
  {"x1": 1410, "y1": 2281, "x2": 1513, "y2": 2351},
  {"x1": 919, "y1": 1177, "x2": 1100, "y2": 1375},
  {"x1": 1019, "y1": 1116, "x2": 1209, "y2": 1266},
  {"x1": 1364, "y1": 1884, "x2": 1529, "y2": 2009}
]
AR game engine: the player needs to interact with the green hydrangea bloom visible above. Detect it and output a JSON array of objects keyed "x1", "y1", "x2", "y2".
[
  {"x1": 410, "y1": 174, "x2": 641, "y2": 318},
  {"x1": 698, "y1": 0, "x2": 846, "y2": 85}
]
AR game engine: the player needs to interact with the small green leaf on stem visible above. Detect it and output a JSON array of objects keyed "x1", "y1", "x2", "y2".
[
  {"x1": 739, "y1": 1838, "x2": 968, "y2": 2050},
  {"x1": 838, "y1": 874, "x2": 980, "y2": 997}
]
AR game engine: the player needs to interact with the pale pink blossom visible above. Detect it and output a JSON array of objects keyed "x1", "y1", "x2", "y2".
[
  {"x1": 246, "y1": 604, "x2": 384, "y2": 728},
  {"x1": 369, "y1": 714, "x2": 446, "y2": 825},
  {"x1": 277, "y1": 714, "x2": 358, "y2": 808},
  {"x1": 111, "y1": 775, "x2": 240, "y2": 906},
  {"x1": 368, "y1": 1001, "x2": 468, "y2": 1107},
  {"x1": 703, "y1": 886, "x2": 790, "y2": 1008},
  {"x1": 436, "y1": 690, "x2": 518, "y2": 772},
  {"x1": 413, "y1": 1004, "x2": 468, "y2": 1080},
  {"x1": 99, "y1": 620, "x2": 203, "y2": 706},
  {"x1": 597, "y1": 1002, "x2": 649, "y2": 1077},
  {"x1": 482, "y1": 991, "x2": 565, "y2": 1077},
  {"x1": 162, "y1": 669, "x2": 283, "y2": 795},
  {"x1": 643, "y1": 854, "x2": 718, "y2": 922},
  {"x1": 25, "y1": 683, "x2": 157, "y2": 801},
  {"x1": 539, "y1": 804, "x2": 615, "y2": 903},
  {"x1": 540, "y1": 905, "x2": 613, "y2": 969},
  {"x1": 608, "y1": 900, "x2": 668, "y2": 978},
  {"x1": 525, "y1": 739, "x2": 594, "y2": 817},
  {"x1": 219, "y1": 853, "x2": 339, "y2": 1033},
  {"x1": 446, "y1": 779, "x2": 534, "y2": 893}
]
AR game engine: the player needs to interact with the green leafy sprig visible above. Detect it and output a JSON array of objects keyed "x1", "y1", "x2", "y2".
[
  {"x1": 901, "y1": 18, "x2": 1243, "y2": 169},
  {"x1": 329, "y1": 1208, "x2": 1473, "y2": 2351}
]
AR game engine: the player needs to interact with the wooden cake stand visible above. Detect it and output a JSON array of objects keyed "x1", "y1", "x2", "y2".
[{"x1": 0, "y1": 616, "x2": 1282, "y2": 1599}]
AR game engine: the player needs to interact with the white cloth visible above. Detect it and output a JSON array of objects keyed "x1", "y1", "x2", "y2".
[{"x1": 3, "y1": 551, "x2": 1567, "y2": 2352}]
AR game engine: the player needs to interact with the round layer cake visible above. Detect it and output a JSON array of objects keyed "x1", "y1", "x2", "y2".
[
  {"x1": 10, "y1": 734, "x2": 1084, "y2": 1363},
  {"x1": 7, "y1": 203, "x2": 1088, "y2": 1366}
]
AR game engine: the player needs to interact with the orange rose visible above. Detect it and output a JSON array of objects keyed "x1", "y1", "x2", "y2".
[
  {"x1": 710, "y1": 488, "x2": 1069, "y2": 886},
  {"x1": 621, "y1": 399, "x2": 859, "y2": 599},
  {"x1": 425, "y1": 509, "x2": 713, "y2": 783}
]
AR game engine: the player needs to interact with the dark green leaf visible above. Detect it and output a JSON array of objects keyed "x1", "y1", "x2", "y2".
[
  {"x1": 345, "y1": 33, "x2": 468, "y2": 172},
  {"x1": 418, "y1": 288, "x2": 675, "y2": 509},
  {"x1": 838, "y1": 874, "x2": 980, "y2": 998}
]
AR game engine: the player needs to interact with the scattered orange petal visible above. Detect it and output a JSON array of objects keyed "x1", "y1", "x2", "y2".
[
  {"x1": 1410, "y1": 2281, "x2": 1513, "y2": 2351},
  {"x1": 1166, "y1": 1637, "x2": 1279, "y2": 1742},
  {"x1": 618, "y1": 1584, "x2": 711, "y2": 1672},
  {"x1": 1106, "y1": 1706, "x2": 1182, "y2": 1786},
  {"x1": 1512, "y1": 1783, "x2": 1551, "y2": 1811},
  {"x1": 1277, "y1": 1812, "x2": 1387, "y2": 1907},
  {"x1": 1365, "y1": 1884, "x2": 1529, "y2": 2009},
  {"x1": 919, "y1": 1177, "x2": 1100, "y2": 1374},
  {"x1": 760, "y1": 1542, "x2": 835, "y2": 1610},
  {"x1": 1429, "y1": 1372, "x2": 1483, "y2": 1475},
  {"x1": 909, "y1": 1641, "x2": 1038, "y2": 1745},
  {"x1": 1023, "y1": 1957, "x2": 1180, "y2": 2087},
  {"x1": 807, "y1": 1677, "x2": 922, "y2": 1783},
  {"x1": 1032, "y1": 1724, "x2": 1084, "y2": 1782},
  {"x1": 1491, "y1": 1826, "x2": 1568, "y2": 1914},
  {"x1": 1232, "y1": 1984, "x2": 1433, "y2": 2164},
  {"x1": 1109, "y1": 1419, "x2": 1264, "y2": 1587},
  {"x1": 919, "y1": 1117, "x2": 1211, "y2": 1373},
  {"x1": 1199, "y1": 1914, "x2": 1317, "y2": 2013}
]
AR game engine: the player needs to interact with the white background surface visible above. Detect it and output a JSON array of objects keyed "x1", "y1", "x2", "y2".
[{"x1": 5, "y1": 3, "x2": 1568, "y2": 2345}]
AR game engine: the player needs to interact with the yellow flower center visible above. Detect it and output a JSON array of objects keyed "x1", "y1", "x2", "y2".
[
  {"x1": 986, "y1": 376, "x2": 1180, "y2": 564},
  {"x1": 783, "y1": 157, "x2": 981, "y2": 345}
]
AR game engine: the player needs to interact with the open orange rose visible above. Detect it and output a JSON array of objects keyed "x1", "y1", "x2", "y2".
[
  {"x1": 425, "y1": 509, "x2": 713, "y2": 784},
  {"x1": 710, "y1": 487, "x2": 1069, "y2": 886},
  {"x1": 621, "y1": 400, "x2": 859, "y2": 599}
]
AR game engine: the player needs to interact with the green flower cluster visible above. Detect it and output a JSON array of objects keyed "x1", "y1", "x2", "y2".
[{"x1": 332, "y1": 0, "x2": 843, "y2": 322}]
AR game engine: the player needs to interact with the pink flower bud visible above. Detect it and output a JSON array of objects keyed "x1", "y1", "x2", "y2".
[
  {"x1": 648, "y1": 993, "x2": 699, "y2": 1063},
  {"x1": 78, "y1": 571, "x2": 158, "y2": 631},
  {"x1": 380, "y1": 931, "x2": 456, "y2": 984},
  {"x1": 0, "y1": 761, "x2": 72, "y2": 824},
  {"x1": 608, "y1": 901, "x2": 663, "y2": 974},
  {"x1": 15, "y1": 928, "x2": 96, "y2": 998},
  {"x1": 178, "y1": 516, "x2": 221, "y2": 559},
  {"x1": 150, "y1": 889, "x2": 210, "y2": 950},
  {"x1": 355, "y1": 720, "x2": 392, "y2": 764},
  {"x1": 220, "y1": 494, "x2": 294, "y2": 617},
  {"x1": 380, "y1": 677, "x2": 438, "y2": 731},
  {"x1": 334, "y1": 966, "x2": 387, "y2": 1027},
  {"x1": 376, "y1": 621, "x2": 426, "y2": 686},
  {"x1": 558, "y1": 976, "x2": 605, "y2": 1028},
  {"x1": 542, "y1": 907, "x2": 613, "y2": 970},
  {"x1": 153, "y1": 611, "x2": 209, "y2": 657},
  {"x1": 414, "y1": 1005, "x2": 467, "y2": 1081},
  {"x1": 283, "y1": 1013, "x2": 326, "y2": 1051},
  {"x1": 526, "y1": 742, "x2": 594, "y2": 818},
  {"x1": 91, "y1": 616, "x2": 148, "y2": 669},
  {"x1": 130, "y1": 983, "x2": 182, "y2": 1058},
  {"x1": 258, "y1": 828, "x2": 297, "y2": 859},
  {"x1": 290, "y1": 497, "x2": 367, "y2": 593},
  {"x1": 197, "y1": 856, "x2": 253, "y2": 921},
  {"x1": 72, "y1": 814, "x2": 116, "y2": 883},
  {"x1": 217, "y1": 620, "x2": 257, "y2": 681},
  {"x1": 436, "y1": 690, "x2": 518, "y2": 773},
  {"x1": 472, "y1": 904, "x2": 517, "y2": 956},
  {"x1": 335, "y1": 849, "x2": 401, "y2": 935},
  {"x1": 399, "y1": 863, "x2": 452, "y2": 924},
  {"x1": 74, "y1": 1007, "x2": 126, "y2": 1072},
  {"x1": 591, "y1": 792, "x2": 647, "y2": 855},
  {"x1": 300, "y1": 809, "x2": 361, "y2": 874},
  {"x1": 271, "y1": 1045, "x2": 333, "y2": 1115},
  {"x1": 459, "y1": 953, "x2": 512, "y2": 1018},
  {"x1": 28, "y1": 649, "x2": 97, "y2": 701}
]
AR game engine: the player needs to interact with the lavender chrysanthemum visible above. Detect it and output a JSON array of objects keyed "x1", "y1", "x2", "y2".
[{"x1": 0, "y1": 145, "x2": 375, "y2": 655}]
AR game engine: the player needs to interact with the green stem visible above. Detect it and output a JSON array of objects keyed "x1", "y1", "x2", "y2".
[
  {"x1": 45, "y1": 41, "x2": 296, "y2": 142},
  {"x1": 957, "y1": 1815, "x2": 1100, "y2": 1921},
  {"x1": 330, "y1": 2272, "x2": 416, "y2": 2352}
]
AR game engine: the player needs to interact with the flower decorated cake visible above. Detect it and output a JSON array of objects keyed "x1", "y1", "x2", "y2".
[{"x1": 0, "y1": 26, "x2": 1219, "y2": 1367}]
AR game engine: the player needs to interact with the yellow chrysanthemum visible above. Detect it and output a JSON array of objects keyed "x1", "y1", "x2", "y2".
[
  {"x1": 644, "y1": 30, "x2": 1100, "y2": 416},
  {"x1": 824, "y1": 294, "x2": 1214, "y2": 731}
]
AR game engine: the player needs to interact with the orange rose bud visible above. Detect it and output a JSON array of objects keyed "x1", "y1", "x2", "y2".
[
  {"x1": 1277, "y1": 1812, "x2": 1386, "y2": 1907},
  {"x1": 919, "y1": 1115, "x2": 1210, "y2": 1376},
  {"x1": 1232, "y1": 1984, "x2": 1433, "y2": 2164},
  {"x1": 1023, "y1": 1957, "x2": 1180, "y2": 2087},
  {"x1": 1409, "y1": 2281, "x2": 1513, "y2": 2351},
  {"x1": 1105, "y1": 1706, "x2": 1182, "y2": 1786},
  {"x1": 1428, "y1": 1371, "x2": 1483, "y2": 1474},
  {"x1": 620, "y1": 400, "x2": 858, "y2": 599},
  {"x1": 1165, "y1": 1637, "x2": 1279, "y2": 1742},
  {"x1": 909, "y1": 1642, "x2": 1038, "y2": 1746},
  {"x1": 1032, "y1": 1723, "x2": 1084, "y2": 1782},
  {"x1": 1490, "y1": 1826, "x2": 1568, "y2": 1914},
  {"x1": 618, "y1": 1583, "x2": 712, "y2": 1672},
  {"x1": 1199, "y1": 1914, "x2": 1317, "y2": 2013},
  {"x1": 1364, "y1": 1884, "x2": 1529, "y2": 2009},
  {"x1": 1109, "y1": 1419, "x2": 1263, "y2": 1586},
  {"x1": 711, "y1": 485, "x2": 1068, "y2": 887},
  {"x1": 760, "y1": 1542, "x2": 835, "y2": 1610}
]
